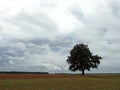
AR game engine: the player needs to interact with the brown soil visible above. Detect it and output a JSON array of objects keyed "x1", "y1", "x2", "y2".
[
  {"x1": 0, "y1": 74, "x2": 119, "y2": 80},
  {"x1": 0, "y1": 74, "x2": 80, "y2": 80}
]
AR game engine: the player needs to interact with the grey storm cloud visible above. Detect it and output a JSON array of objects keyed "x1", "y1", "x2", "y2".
[
  {"x1": 0, "y1": 39, "x2": 71, "y2": 72},
  {"x1": 109, "y1": 0, "x2": 120, "y2": 17},
  {"x1": 0, "y1": 0, "x2": 120, "y2": 73}
]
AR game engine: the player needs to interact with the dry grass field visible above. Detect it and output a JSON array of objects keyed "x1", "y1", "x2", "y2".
[{"x1": 0, "y1": 74, "x2": 120, "y2": 90}]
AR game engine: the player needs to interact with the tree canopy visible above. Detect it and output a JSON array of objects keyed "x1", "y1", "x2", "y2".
[{"x1": 67, "y1": 43, "x2": 102, "y2": 75}]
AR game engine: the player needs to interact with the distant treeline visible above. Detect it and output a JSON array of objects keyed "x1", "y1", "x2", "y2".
[{"x1": 0, "y1": 71, "x2": 49, "y2": 74}]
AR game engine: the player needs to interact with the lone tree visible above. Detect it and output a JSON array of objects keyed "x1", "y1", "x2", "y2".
[{"x1": 67, "y1": 43, "x2": 102, "y2": 75}]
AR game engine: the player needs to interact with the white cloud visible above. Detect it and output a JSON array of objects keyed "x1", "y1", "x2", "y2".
[{"x1": 0, "y1": 0, "x2": 120, "y2": 73}]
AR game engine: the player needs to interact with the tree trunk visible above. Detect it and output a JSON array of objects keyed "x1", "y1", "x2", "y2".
[{"x1": 82, "y1": 69, "x2": 85, "y2": 75}]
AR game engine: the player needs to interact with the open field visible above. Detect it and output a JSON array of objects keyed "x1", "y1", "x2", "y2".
[{"x1": 0, "y1": 74, "x2": 120, "y2": 90}]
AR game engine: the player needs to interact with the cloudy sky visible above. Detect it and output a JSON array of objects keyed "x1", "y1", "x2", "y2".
[{"x1": 0, "y1": 0, "x2": 120, "y2": 73}]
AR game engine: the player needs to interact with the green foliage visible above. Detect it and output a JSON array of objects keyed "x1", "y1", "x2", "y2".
[{"x1": 67, "y1": 43, "x2": 102, "y2": 75}]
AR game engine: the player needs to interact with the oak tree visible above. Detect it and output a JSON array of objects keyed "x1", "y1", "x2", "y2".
[{"x1": 67, "y1": 43, "x2": 102, "y2": 75}]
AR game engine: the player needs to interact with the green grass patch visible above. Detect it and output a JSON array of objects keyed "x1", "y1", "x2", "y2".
[{"x1": 0, "y1": 74, "x2": 120, "y2": 90}]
